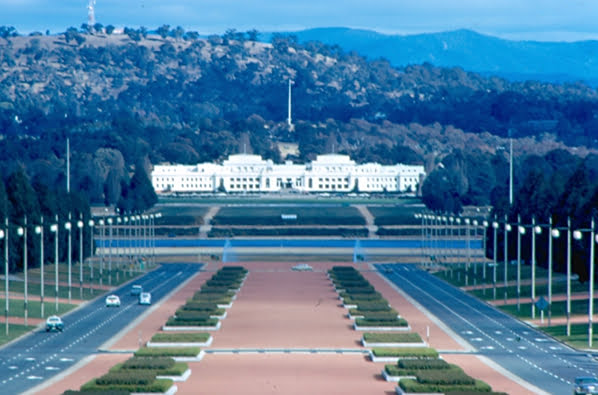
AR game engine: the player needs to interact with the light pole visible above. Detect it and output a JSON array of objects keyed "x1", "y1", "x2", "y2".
[
  {"x1": 531, "y1": 217, "x2": 542, "y2": 319},
  {"x1": 50, "y1": 221, "x2": 59, "y2": 312},
  {"x1": 517, "y1": 216, "x2": 525, "y2": 312},
  {"x1": 77, "y1": 217, "x2": 84, "y2": 299},
  {"x1": 107, "y1": 217, "x2": 113, "y2": 286},
  {"x1": 65, "y1": 216, "x2": 72, "y2": 304},
  {"x1": 17, "y1": 217, "x2": 28, "y2": 327},
  {"x1": 482, "y1": 220, "x2": 489, "y2": 293},
  {"x1": 88, "y1": 219, "x2": 94, "y2": 292},
  {"x1": 548, "y1": 217, "x2": 559, "y2": 326},
  {"x1": 1, "y1": 223, "x2": 8, "y2": 335},
  {"x1": 116, "y1": 216, "x2": 121, "y2": 282},
  {"x1": 465, "y1": 218, "x2": 471, "y2": 286},
  {"x1": 449, "y1": 217, "x2": 455, "y2": 266},
  {"x1": 492, "y1": 218, "x2": 498, "y2": 300},
  {"x1": 34, "y1": 219, "x2": 44, "y2": 318},
  {"x1": 573, "y1": 218, "x2": 597, "y2": 348},
  {"x1": 472, "y1": 219, "x2": 479, "y2": 281},
  {"x1": 504, "y1": 216, "x2": 512, "y2": 304},
  {"x1": 98, "y1": 219, "x2": 104, "y2": 289}
]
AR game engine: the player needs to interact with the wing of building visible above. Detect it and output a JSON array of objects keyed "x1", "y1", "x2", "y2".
[{"x1": 151, "y1": 153, "x2": 425, "y2": 194}]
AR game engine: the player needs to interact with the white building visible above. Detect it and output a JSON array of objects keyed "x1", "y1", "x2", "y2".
[{"x1": 151, "y1": 154, "x2": 425, "y2": 194}]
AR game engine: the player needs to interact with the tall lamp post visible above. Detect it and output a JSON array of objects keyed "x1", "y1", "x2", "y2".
[
  {"x1": 516, "y1": 216, "x2": 525, "y2": 312},
  {"x1": 98, "y1": 219, "x2": 104, "y2": 289},
  {"x1": 34, "y1": 219, "x2": 44, "y2": 318},
  {"x1": 17, "y1": 218, "x2": 28, "y2": 327},
  {"x1": 482, "y1": 220, "x2": 489, "y2": 292},
  {"x1": 65, "y1": 216, "x2": 72, "y2": 304},
  {"x1": 88, "y1": 219, "x2": 94, "y2": 292},
  {"x1": 503, "y1": 217, "x2": 512, "y2": 304},
  {"x1": 492, "y1": 218, "x2": 499, "y2": 300},
  {"x1": 107, "y1": 217, "x2": 113, "y2": 286},
  {"x1": 464, "y1": 218, "x2": 471, "y2": 286},
  {"x1": 50, "y1": 221, "x2": 59, "y2": 312},
  {"x1": 573, "y1": 218, "x2": 597, "y2": 348},
  {"x1": 116, "y1": 217, "x2": 121, "y2": 282},
  {"x1": 1, "y1": 224, "x2": 8, "y2": 335},
  {"x1": 77, "y1": 218, "x2": 84, "y2": 299}
]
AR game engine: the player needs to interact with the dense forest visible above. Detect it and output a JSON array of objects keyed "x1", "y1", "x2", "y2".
[{"x1": 1, "y1": 25, "x2": 598, "y2": 277}]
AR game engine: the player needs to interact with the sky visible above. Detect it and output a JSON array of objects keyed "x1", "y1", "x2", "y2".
[{"x1": 1, "y1": 0, "x2": 598, "y2": 42}]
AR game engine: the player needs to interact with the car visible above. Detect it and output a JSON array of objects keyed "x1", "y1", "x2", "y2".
[
  {"x1": 130, "y1": 285, "x2": 143, "y2": 296},
  {"x1": 138, "y1": 292, "x2": 152, "y2": 305},
  {"x1": 105, "y1": 294, "x2": 121, "y2": 307},
  {"x1": 45, "y1": 315, "x2": 64, "y2": 332},
  {"x1": 574, "y1": 376, "x2": 598, "y2": 395}
]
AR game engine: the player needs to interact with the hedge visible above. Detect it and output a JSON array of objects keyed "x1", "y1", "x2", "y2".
[
  {"x1": 174, "y1": 311, "x2": 215, "y2": 321},
  {"x1": 180, "y1": 305, "x2": 225, "y2": 315},
  {"x1": 63, "y1": 391, "x2": 129, "y2": 395},
  {"x1": 398, "y1": 358, "x2": 449, "y2": 370},
  {"x1": 111, "y1": 361, "x2": 188, "y2": 377},
  {"x1": 95, "y1": 371, "x2": 156, "y2": 385},
  {"x1": 416, "y1": 367, "x2": 475, "y2": 385},
  {"x1": 355, "y1": 318, "x2": 408, "y2": 327},
  {"x1": 122, "y1": 357, "x2": 175, "y2": 370},
  {"x1": 134, "y1": 346, "x2": 201, "y2": 357},
  {"x1": 350, "y1": 308, "x2": 397, "y2": 317},
  {"x1": 372, "y1": 347, "x2": 438, "y2": 358},
  {"x1": 398, "y1": 379, "x2": 492, "y2": 393},
  {"x1": 208, "y1": 227, "x2": 368, "y2": 237},
  {"x1": 363, "y1": 332, "x2": 422, "y2": 343},
  {"x1": 166, "y1": 317, "x2": 219, "y2": 326},
  {"x1": 80, "y1": 378, "x2": 173, "y2": 393},
  {"x1": 340, "y1": 292, "x2": 382, "y2": 301},
  {"x1": 354, "y1": 302, "x2": 392, "y2": 311},
  {"x1": 356, "y1": 312, "x2": 401, "y2": 321},
  {"x1": 190, "y1": 295, "x2": 232, "y2": 304},
  {"x1": 150, "y1": 332, "x2": 211, "y2": 343}
]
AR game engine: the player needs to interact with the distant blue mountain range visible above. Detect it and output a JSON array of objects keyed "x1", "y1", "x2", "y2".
[{"x1": 268, "y1": 28, "x2": 598, "y2": 86}]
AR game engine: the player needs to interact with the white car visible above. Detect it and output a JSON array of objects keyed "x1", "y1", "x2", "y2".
[
  {"x1": 105, "y1": 294, "x2": 121, "y2": 307},
  {"x1": 45, "y1": 315, "x2": 64, "y2": 332},
  {"x1": 138, "y1": 292, "x2": 152, "y2": 305}
]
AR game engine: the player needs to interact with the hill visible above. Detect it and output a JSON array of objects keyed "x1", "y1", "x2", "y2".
[
  {"x1": 286, "y1": 28, "x2": 598, "y2": 85},
  {"x1": 0, "y1": 27, "x2": 597, "y2": 212}
]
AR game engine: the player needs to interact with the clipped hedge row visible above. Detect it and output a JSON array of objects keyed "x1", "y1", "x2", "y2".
[
  {"x1": 350, "y1": 307, "x2": 397, "y2": 316},
  {"x1": 80, "y1": 378, "x2": 173, "y2": 393},
  {"x1": 165, "y1": 317, "x2": 219, "y2": 327},
  {"x1": 356, "y1": 312, "x2": 400, "y2": 321},
  {"x1": 112, "y1": 361, "x2": 188, "y2": 377},
  {"x1": 95, "y1": 371, "x2": 156, "y2": 385},
  {"x1": 63, "y1": 391, "x2": 129, "y2": 395},
  {"x1": 122, "y1": 357, "x2": 175, "y2": 370},
  {"x1": 398, "y1": 378, "x2": 492, "y2": 394},
  {"x1": 150, "y1": 332, "x2": 211, "y2": 343},
  {"x1": 363, "y1": 332, "x2": 422, "y2": 343},
  {"x1": 208, "y1": 227, "x2": 368, "y2": 237},
  {"x1": 372, "y1": 347, "x2": 439, "y2": 358},
  {"x1": 398, "y1": 358, "x2": 449, "y2": 370},
  {"x1": 134, "y1": 346, "x2": 201, "y2": 357},
  {"x1": 354, "y1": 302, "x2": 392, "y2": 311},
  {"x1": 355, "y1": 318, "x2": 408, "y2": 327},
  {"x1": 340, "y1": 292, "x2": 382, "y2": 301},
  {"x1": 174, "y1": 311, "x2": 215, "y2": 321},
  {"x1": 416, "y1": 367, "x2": 475, "y2": 385}
]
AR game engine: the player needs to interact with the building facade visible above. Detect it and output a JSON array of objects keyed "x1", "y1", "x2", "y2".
[{"x1": 151, "y1": 154, "x2": 425, "y2": 194}]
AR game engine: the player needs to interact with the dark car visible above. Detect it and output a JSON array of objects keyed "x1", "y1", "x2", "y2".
[
  {"x1": 574, "y1": 376, "x2": 598, "y2": 395},
  {"x1": 45, "y1": 315, "x2": 64, "y2": 332},
  {"x1": 130, "y1": 284, "x2": 143, "y2": 296}
]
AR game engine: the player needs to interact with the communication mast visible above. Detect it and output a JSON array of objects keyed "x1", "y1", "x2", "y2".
[{"x1": 87, "y1": 0, "x2": 96, "y2": 26}]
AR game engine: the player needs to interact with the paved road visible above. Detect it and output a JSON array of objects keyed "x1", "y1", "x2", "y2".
[
  {"x1": 0, "y1": 263, "x2": 202, "y2": 395},
  {"x1": 377, "y1": 263, "x2": 598, "y2": 395}
]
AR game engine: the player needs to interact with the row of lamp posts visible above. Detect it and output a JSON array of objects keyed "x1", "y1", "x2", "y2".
[
  {"x1": 419, "y1": 212, "x2": 598, "y2": 348},
  {"x1": 0, "y1": 212, "x2": 160, "y2": 336}
]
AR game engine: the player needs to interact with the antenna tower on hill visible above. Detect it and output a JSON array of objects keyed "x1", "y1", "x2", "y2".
[{"x1": 87, "y1": 0, "x2": 96, "y2": 26}]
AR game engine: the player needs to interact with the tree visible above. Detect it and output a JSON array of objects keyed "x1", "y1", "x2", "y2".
[
  {"x1": 105, "y1": 25, "x2": 115, "y2": 35},
  {"x1": 157, "y1": 24, "x2": 170, "y2": 39},
  {"x1": 117, "y1": 163, "x2": 157, "y2": 213}
]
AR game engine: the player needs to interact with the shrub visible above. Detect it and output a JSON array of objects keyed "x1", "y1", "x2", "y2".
[
  {"x1": 363, "y1": 332, "x2": 422, "y2": 343},
  {"x1": 358, "y1": 312, "x2": 401, "y2": 321},
  {"x1": 134, "y1": 347, "x2": 201, "y2": 357},
  {"x1": 166, "y1": 317, "x2": 219, "y2": 326},
  {"x1": 355, "y1": 302, "x2": 392, "y2": 311},
  {"x1": 122, "y1": 357, "x2": 175, "y2": 370},
  {"x1": 355, "y1": 318, "x2": 408, "y2": 327},
  {"x1": 174, "y1": 311, "x2": 215, "y2": 321},
  {"x1": 350, "y1": 307, "x2": 396, "y2": 316},
  {"x1": 416, "y1": 367, "x2": 475, "y2": 385},
  {"x1": 95, "y1": 371, "x2": 156, "y2": 385},
  {"x1": 63, "y1": 391, "x2": 129, "y2": 395},
  {"x1": 150, "y1": 332, "x2": 211, "y2": 343},
  {"x1": 372, "y1": 347, "x2": 438, "y2": 358},
  {"x1": 398, "y1": 358, "x2": 449, "y2": 369},
  {"x1": 398, "y1": 379, "x2": 492, "y2": 394},
  {"x1": 80, "y1": 378, "x2": 173, "y2": 393}
]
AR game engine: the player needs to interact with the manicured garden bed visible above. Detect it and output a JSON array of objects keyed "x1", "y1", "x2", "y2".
[
  {"x1": 148, "y1": 332, "x2": 213, "y2": 347},
  {"x1": 362, "y1": 332, "x2": 426, "y2": 347},
  {"x1": 370, "y1": 347, "x2": 438, "y2": 362},
  {"x1": 354, "y1": 317, "x2": 410, "y2": 331}
]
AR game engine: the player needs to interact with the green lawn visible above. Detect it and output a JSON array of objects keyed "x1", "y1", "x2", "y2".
[
  {"x1": 539, "y1": 323, "x2": 598, "y2": 350},
  {"x1": 0, "y1": 324, "x2": 37, "y2": 344},
  {"x1": 212, "y1": 206, "x2": 366, "y2": 226},
  {"x1": 368, "y1": 206, "x2": 421, "y2": 226},
  {"x1": 498, "y1": 297, "x2": 598, "y2": 319},
  {"x1": 0, "y1": 298, "x2": 77, "y2": 318}
]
